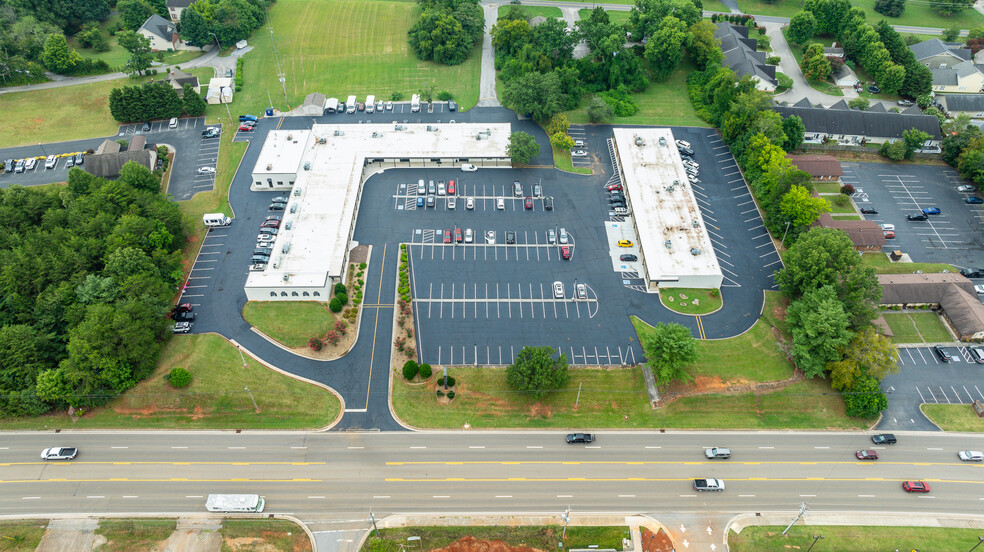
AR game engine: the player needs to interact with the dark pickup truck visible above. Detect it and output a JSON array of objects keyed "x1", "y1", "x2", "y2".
[
  {"x1": 202, "y1": 127, "x2": 220, "y2": 138},
  {"x1": 566, "y1": 433, "x2": 595, "y2": 444}
]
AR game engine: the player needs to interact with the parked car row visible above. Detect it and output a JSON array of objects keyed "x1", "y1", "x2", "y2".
[
  {"x1": 171, "y1": 302, "x2": 195, "y2": 333},
  {"x1": 250, "y1": 216, "x2": 282, "y2": 270},
  {"x1": 3, "y1": 153, "x2": 84, "y2": 174}
]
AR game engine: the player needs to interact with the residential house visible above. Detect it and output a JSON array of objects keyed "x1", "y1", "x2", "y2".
[
  {"x1": 909, "y1": 38, "x2": 983, "y2": 93},
  {"x1": 878, "y1": 273, "x2": 984, "y2": 341},
  {"x1": 206, "y1": 77, "x2": 234, "y2": 104},
  {"x1": 785, "y1": 154, "x2": 842, "y2": 181},
  {"x1": 910, "y1": 38, "x2": 973, "y2": 69},
  {"x1": 772, "y1": 98, "x2": 942, "y2": 146},
  {"x1": 813, "y1": 213, "x2": 885, "y2": 251},
  {"x1": 832, "y1": 64, "x2": 858, "y2": 87},
  {"x1": 166, "y1": 69, "x2": 200, "y2": 97},
  {"x1": 165, "y1": 0, "x2": 194, "y2": 22},
  {"x1": 824, "y1": 46, "x2": 845, "y2": 59},
  {"x1": 138, "y1": 14, "x2": 194, "y2": 51},
  {"x1": 714, "y1": 22, "x2": 777, "y2": 92},
  {"x1": 937, "y1": 94, "x2": 984, "y2": 118},
  {"x1": 85, "y1": 138, "x2": 157, "y2": 179}
]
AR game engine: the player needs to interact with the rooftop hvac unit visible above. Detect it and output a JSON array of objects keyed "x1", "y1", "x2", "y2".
[
  {"x1": 289, "y1": 204, "x2": 297, "y2": 213},
  {"x1": 266, "y1": 163, "x2": 272, "y2": 170},
  {"x1": 665, "y1": 240, "x2": 672, "y2": 249},
  {"x1": 690, "y1": 248, "x2": 702, "y2": 256},
  {"x1": 394, "y1": 125, "x2": 405, "y2": 131},
  {"x1": 272, "y1": 260, "x2": 280, "y2": 269},
  {"x1": 635, "y1": 136, "x2": 644, "y2": 146},
  {"x1": 282, "y1": 243, "x2": 290, "y2": 253},
  {"x1": 692, "y1": 220, "x2": 699, "y2": 228},
  {"x1": 285, "y1": 221, "x2": 292, "y2": 230},
  {"x1": 318, "y1": 137, "x2": 326, "y2": 144},
  {"x1": 303, "y1": 162, "x2": 311, "y2": 171},
  {"x1": 659, "y1": 136, "x2": 666, "y2": 146},
  {"x1": 282, "y1": 273, "x2": 289, "y2": 282},
  {"x1": 334, "y1": 130, "x2": 345, "y2": 136},
  {"x1": 372, "y1": 132, "x2": 380, "y2": 138},
  {"x1": 287, "y1": 134, "x2": 292, "y2": 140},
  {"x1": 293, "y1": 187, "x2": 301, "y2": 196},
  {"x1": 476, "y1": 134, "x2": 484, "y2": 140}
]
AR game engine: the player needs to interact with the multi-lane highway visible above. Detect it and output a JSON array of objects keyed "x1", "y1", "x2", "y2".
[{"x1": 2, "y1": 432, "x2": 983, "y2": 516}]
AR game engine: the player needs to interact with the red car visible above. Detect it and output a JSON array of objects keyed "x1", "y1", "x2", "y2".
[
  {"x1": 607, "y1": 184, "x2": 622, "y2": 191},
  {"x1": 856, "y1": 450, "x2": 878, "y2": 460},
  {"x1": 443, "y1": 229, "x2": 452, "y2": 244},
  {"x1": 455, "y1": 227, "x2": 463, "y2": 243},
  {"x1": 883, "y1": 230, "x2": 895, "y2": 239},
  {"x1": 238, "y1": 125, "x2": 254, "y2": 132},
  {"x1": 560, "y1": 246, "x2": 571, "y2": 260},
  {"x1": 448, "y1": 180, "x2": 455, "y2": 195},
  {"x1": 902, "y1": 481, "x2": 930, "y2": 493},
  {"x1": 173, "y1": 303, "x2": 192, "y2": 313},
  {"x1": 525, "y1": 196, "x2": 533, "y2": 209},
  {"x1": 261, "y1": 220, "x2": 280, "y2": 228}
]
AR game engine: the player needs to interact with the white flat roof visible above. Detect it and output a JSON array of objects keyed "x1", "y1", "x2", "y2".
[
  {"x1": 612, "y1": 128, "x2": 722, "y2": 284},
  {"x1": 246, "y1": 123, "x2": 510, "y2": 289}
]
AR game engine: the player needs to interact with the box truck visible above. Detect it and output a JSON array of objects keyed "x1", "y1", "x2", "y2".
[
  {"x1": 206, "y1": 494, "x2": 265, "y2": 513},
  {"x1": 325, "y1": 97, "x2": 339, "y2": 113},
  {"x1": 365, "y1": 95, "x2": 376, "y2": 113},
  {"x1": 203, "y1": 213, "x2": 231, "y2": 227},
  {"x1": 346, "y1": 95, "x2": 357, "y2": 114},
  {"x1": 411, "y1": 94, "x2": 420, "y2": 113}
]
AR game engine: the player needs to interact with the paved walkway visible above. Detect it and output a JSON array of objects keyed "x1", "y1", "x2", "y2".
[{"x1": 477, "y1": 3, "x2": 501, "y2": 107}]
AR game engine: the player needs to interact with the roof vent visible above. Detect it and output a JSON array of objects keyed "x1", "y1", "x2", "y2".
[
  {"x1": 287, "y1": 134, "x2": 292, "y2": 141},
  {"x1": 285, "y1": 221, "x2": 292, "y2": 230},
  {"x1": 318, "y1": 137, "x2": 326, "y2": 144},
  {"x1": 293, "y1": 187, "x2": 301, "y2": 196},
  {"x1": 665, "y1": 240, "x2": 672, "y2": 249},
  {"x1": 334, "y1": 130, "x2": 345, "y2": 136},
  {"x1": 635, "y1": 136, "x2": 644, "y2": 146},
  {"x1": 303, "y1": 162, "x2": 310, "y2": 171},
  {"x1": 659, "y1": 136, "x2": 666, "y2": 146},
  {"x1": 690, "y1": 248, "x2": 702, "y2": 256},
  {"x1": 266, "y1": 163, "x2": 272, "y2": 170},
  {"x1": 282, "y1": 273, "x2": 289, "y2": 282},
  {"x1": 282, "y1": 242, "x2": 291, "y2": 254},
  {"x1": 289, "y1": 204, "x2": 297, "y2": 214}
]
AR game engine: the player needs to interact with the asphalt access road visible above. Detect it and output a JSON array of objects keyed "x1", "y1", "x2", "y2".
[
  {"x1": 2, "y1": 431, "x2": 982, "y2": 516},
  {"x1": 0, "y1": 137, "x2": 106, "y2": 188},
  {"x1": 118, "y1": 116, "x2": 210, "y2": 200},
  {"x1": 843, "y1": 162, "x2": 984, "y2": 270}
]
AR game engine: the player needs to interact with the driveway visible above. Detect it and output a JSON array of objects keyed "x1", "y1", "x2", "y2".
[
  {"x1": 766, "y1": 22, "x2": 859, "y2": 108},
  {"x1": 477, "y1": 4, "x2": 501, "y2": 107}
]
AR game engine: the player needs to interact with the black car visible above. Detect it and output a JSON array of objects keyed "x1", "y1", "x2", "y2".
[
  {"x1": 907, "y1": 213, "x2": 928, "y2": 221},
  {"x1": 934, "y1": 345, "x2": 952, "y2": 362},
  {"x1": 253, "y1": 247, "x2": 273, "y2": 257},
  {"x1": 448, "y1": 100, "x2": 457, "y2": 111},
  {"x1": 566, "y1": 433, "x2": 595, "y2": 444},
  {"x1": 608, "y1": 196, "x2": 625, "y2": 203},
  {"x1": 544, "y1": 196, "x2": 554, "y2": 210},
  {"x1": 269, "y1": 203, "x2": 285, "y2": 211},
  {"x1": 960, "y1": 267, "x2": 983, "y2": 278},
  {"x1": 142, "y1": 122, "x2": 151, "y2": 132},
  {"x1": 505, "y1": 231, "x2": 516, "y2": 244},
  {"x1": 871, "y1": 433, "x2": 896, "y2": 445},
  {"x1": 620, "y1": 254, "x2": 637, "y2": 262},
  {"x1": 859, "y1": 207, "x2": 878, "y2": 214},
  {"x1": 172, "y1": 311, "x2": 196, "y2": 322}
]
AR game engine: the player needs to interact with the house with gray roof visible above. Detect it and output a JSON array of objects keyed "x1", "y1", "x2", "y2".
[
  {"x1": 714, "y1": 23, "x2": 776, "y2": 92},
  {"x1": 138, "y1": 14, "x2": 194, "y2": 51},
  {"x1": 166, "y1": 0, "x2": 195, "y2": 22},
  {"x1": 773, "y1": 98, "x2": 942, "y2": 146},
  {"x1": 85, "y1": 138, "x2": 157, "y2": 179},
  {"x1": 929, "y1": 60, "x2": 984, "y2": 93},
  {"x1": 937, "y1": 94, "x2": 984, "y2": 118}
]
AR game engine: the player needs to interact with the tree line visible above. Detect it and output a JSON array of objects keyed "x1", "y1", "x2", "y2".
[
  {"x1": 0, "y1": 165, "x2": 185, "y2": 417},
  {"x1": 178, "y1": 0, "x2": 270, "y2": 49},
  {"x1": 109, "y1": 79, "x2": 207, "y2": 122},
  {"x1": 407, "y1": 0, "x2": 485, "y2": 66}
]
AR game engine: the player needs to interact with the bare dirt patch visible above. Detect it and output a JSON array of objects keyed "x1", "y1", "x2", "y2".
[
  {"x1": 641, "y1": 528, "x2": 674, "y2": 552},
  {"x1": 432, "y1": 536, "x2": 544, "y2": 552}
]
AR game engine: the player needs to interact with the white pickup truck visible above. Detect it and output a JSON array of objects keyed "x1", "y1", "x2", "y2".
[
  {"x1": 693, "y1": 478, "x2": 725, "y2": 491},
  {"x1": 41, "y1": 447, "x2": 78, "y2": 460}
]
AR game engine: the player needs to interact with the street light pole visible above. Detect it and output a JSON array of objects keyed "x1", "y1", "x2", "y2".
[
  {"x1": 780, "y1": 220, "x2": 792, "y2": 247},
  {"x1": 781, "y1": 503, "x2": 808, "y2": 536},
  {"x1": 968, "y1": 536, "x2": 984, "y2": 552},
  {"x1": 561, "y1": 507, "x2": 571, "y2": 540},
  {"x1": 805, "y1": 535, "x2": 823, "y2": 552},
  {"x1": 38, "y1": 142, "x2": 47, "y2": 157}
]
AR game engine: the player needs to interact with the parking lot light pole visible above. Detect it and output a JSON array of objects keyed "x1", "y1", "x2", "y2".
[
  {"x1": 968, "y1": 536, "x2": 984, "y2": 552},
  {"x1": 806, "y1": 535, "x2": 823, "y2": 552},
  {"x1": 38, "y1": 142, "x2": 47, "y2": 157}
]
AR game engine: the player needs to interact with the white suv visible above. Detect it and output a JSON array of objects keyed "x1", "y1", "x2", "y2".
[{"x1": 44, "y1": 155, "x2": 57, "y2": 169}]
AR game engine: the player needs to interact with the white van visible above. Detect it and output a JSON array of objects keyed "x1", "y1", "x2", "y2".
[
  {"x1": 365, "y1": 95, "x2": 376, "y2": 113},
  {"x1": 417, "y1": 179, "x2": 425, "y2": 194},
  {"x1": 411, "y1": 94, "x2": 421, "y2": 113},
  {"x1": 346, "y1": 95, "x2": 357, "y2": 114},
  {"x1": 464, "y1": 228, "x2": 472, "y2": 243},
  {"x1": 169, "y1": 117, "x2": 178, "y2": 129},
  {"x1": 203, "y1": 213, "x2": 232, "y2": 227},
  {"x1": 496, "y1": 197, "x2": 505, "y2": 210}
]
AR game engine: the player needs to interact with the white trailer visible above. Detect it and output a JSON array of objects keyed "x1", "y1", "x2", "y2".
[
  {"x1": 346, "y1": 95, "x2": 357, "y2": 114},
  {"x1": 205, "y1": 494, "x2": 265, "y2": 513},
  {"x1": 365, "y1": 95, "x2": 376, "y2": 113},
  {"x1": 203, "y1": 213, "x2": 232, "y2": 227},
  {"x1": 325, "y1": 97, "x2": 339, "y2": 113},
  {"x1": 411, "y1": 94, "x2": 420, "y2": 113}
]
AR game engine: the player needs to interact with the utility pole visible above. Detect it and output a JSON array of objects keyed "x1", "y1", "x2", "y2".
[
  {"x1": 782, "y1": 503, "x2": 808, "y2": 536},
  {"x1": 368, "y1": 508, "x2": 381, "y2": 538},
  {"x1": 561, "y1": 507, "x2": 572, "y2": 540},
  {"x1": 244, "y1": 386, "x2": 258, "y2": 412},
  {"x1": 805, "y1": 535, "x2": 823, "y2": 552},
  {"x1": 268, "y1": 27, "x2": 289, "y2": 110}
]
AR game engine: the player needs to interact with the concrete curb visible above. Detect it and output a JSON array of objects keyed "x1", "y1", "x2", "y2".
[
  {"x1": 725, "y1": 511, "x2": 984, "y2": 538},
  {"x1": 276, "y1": 514, "x2": 319, "y2": 552}
]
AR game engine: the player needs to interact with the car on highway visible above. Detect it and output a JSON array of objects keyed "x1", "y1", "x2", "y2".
[
  {"x1": 443, "y1": 229, "x2": 452, "y2": 244},
  {"x1": 466, "y1": 197, "x2": 475, "y2": 210},
  {"x1": 871, "y1": 433, "x2": 896, "y2": 445},
  {"x1": 620, "y1": 254, "x2": 637, "y2": 262},
  {"x1": 571, "y1": 150, "x2": 587, "y2": 157},
  {"x1": 958, "y1": 450, "x2": 984, "y2": 461},
  {"x1": 934, "y1": 345, "x2": 952, "y2": 362},
  {"x1": 617, "y1": 239, "x2": 633, "y2": 247},
  {"x1": 966, "y1": 197, "x2": 984, "y2": 204},
  {"x1": 41, "y1": 447, "x2": 78, "y2": 460},
  {"x1": 902, "y1": 481, "x2": 930, "y2": 493},
  {"x1": 560, "y1": 245, "x2": 571, "y2": 260},
  {"x1": 197, "y1": 167, "x2": 216, "y2": 175},
  {"x1": 705, "y1": 447, "x2": 731, "y2": 459},
  {"x1": 553, "y1": 281, "x2": 564, "y2": 298},
  {"x1": 525, "y1": 196, "x2": 533, "y2": 209},
  {"x1": 958, "y1": 184, "x2": 976, "y2": 192},
  {"x1": 856, "y1": 450, "x2": 878, "y2": 460},
  {"x1": 922, "y1": 207, "x2": 941, "y2": 215},
  {"x1": 859, "y1": 207, "x2": 878, "y2": 214},
  {"x1": 461, "y1": 163, "x2": 477, "y2": 172},
  {"x1": 566, "y1": 433, "x2": 594, "y2": 444}
]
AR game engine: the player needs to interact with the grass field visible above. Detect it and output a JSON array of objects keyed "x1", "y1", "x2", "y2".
[
  {"x1": 824, "y1": 196, "x2": 856, "y2": 213},
  {"x1": 235, "y1": 0, "x2": 482, "y2": 116},
  {"x1": 813, "y1": 182, "x2": 844, "y2": 193},
  {"x1": 0, "y1": 68, "x2": 213, "y2": 148},
  {"x1": 921, "y1": 404, "x2": 984, "y2": 431},
  {"x1": 364, "y1": 526, "x2": 630, "y2": 552},
  {"x1": 242, "y1": 301, "x2": 337, "y2": 347},
  {"x1": 881, "y1": 312, "x2": 952, "y2": 343},
  {"x1": 0, "y1": 334, "x2": 340, "y2": 430},
  {"x1": 565, "y1": 58, "x2": 708, "y2": 127},
  {"x1": 96, "y1": 520, "x2": 176, "y2": 552},
  {"x1": 734, "y1": 0, "x2": 984, "y2": 27},
  {"x1": 658, "y1": 287, "x2": 722, "y2": 315},
  {"x1": 860, "y1": 252, "x2": 957, "y2": 274},
  {"x1": 730, "y1": 525, "x2": 984, "y2": 552},
  {"x1": 498, "y1": 5, "x2": 563, "y2": 18},
  {"x1": 0, "y1": 521, "x2": 47, "y2": 552},
  {"x1": 220, "y1": 520, "x2": 313, "y2": 552},
  {"x1": 67, "y1": 14, "x2": 203, "y2": 70},
  {"x1": 551, "y1": 143, "x2": 593, "y2": 174}
]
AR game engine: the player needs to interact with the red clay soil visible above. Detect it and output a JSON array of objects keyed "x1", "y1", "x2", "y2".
[
  {"x1": 431, "y1": 536, "x2": 544, "y2": 552},
  {"x1": 641, "y1": 528, "x2": 674, "y2": 552}
]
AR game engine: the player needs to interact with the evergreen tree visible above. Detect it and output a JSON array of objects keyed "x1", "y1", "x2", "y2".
[{"x1": 182, "y1": 84, "x2": 207, "y2": 116}]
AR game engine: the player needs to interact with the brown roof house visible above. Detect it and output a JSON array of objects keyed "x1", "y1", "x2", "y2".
[
  {"x1": 786, "y1": 154, "x2": 843, "y2": 181},
  {"x1": 878, "y1": 273, "x2": 984, "y2": 341},
  {"x1": 84, "y1": 138, "x2": 157, "y2": 179},
  {"x1": 166, "y1": 69, "x2": 200, "y2": 96},
  {"x1": 813, "y1": 212, "x2": 886, "y2": 251}
]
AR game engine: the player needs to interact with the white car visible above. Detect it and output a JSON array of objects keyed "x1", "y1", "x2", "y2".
[
  {"x1": 461, "y1": 164, "x2": 478, "y2": 172},
  {"x1": 41, "y1": 447, "x2": 78, "y2": 460},
  {"x1": 553, "y1": 281, "x2": 565, "y2": 298},
  {"x1": 437, "y1": 181, "x2": 446, "y2": 196},
  {"x1": 675, "y1": 139, "x2": 691, "y2": 149},
  {"x1": 958, "y1": 185, "x2": 976, "y2": 192},
  {"x1": 576, "y1": 283, "x2": 587, "y2": 300},
  {"x1": 880, "y1": 224, "x2": 895, "y2": 231},
  {"x1": 959, "y1": 450, "x2": 984, "y2": 461},
  {"x1": 24, "y1": 157, "x2": 37, "y2": 170},
  {"x1": 486, "y1": 230, "x2": 495, "y2": 244},
  {"x1": 571, "y1": 150, "x2": 588, "y2": 157},
  {"x1": 975, "y1": 284, "x2": 984, "y2": 295},
  {"x1": 44, "y1": 155, "x2": 56, "y2": 169},
  {"x1": 466, "y1": 197, "x2": 475, "y2": 210},
  {"x1": 197, "y1": 167, "x2": 216, "y2": 175},
  {"x1": 496, "y1": 197, "x2": 505, "y2": 210},
  {"x1": 385, "y1": 101, "x2": 393, "y2": 110}
]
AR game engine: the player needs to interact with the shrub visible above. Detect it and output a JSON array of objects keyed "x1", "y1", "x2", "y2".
[
  {"x1": 390, "y1": 92, "x2": 404, "y2": 101},
  {"x1": 438, "y1": 90, "x2": 453, "y2": 101},
  {"x1": 309, "y1": 337, "x2": 323, "y2": 351},
  {"x1": 766, "y1": 56, "x2": 780, "y2": 65},
  {"x1": 329, "y1": 298, "x2": 342, "y2": 312},
  {"x1": 419, "y1": 363, "x2": 432, "y2": 378},
  {"x1": 334, "y1": 283, "x2": 347, "y2": 295},
  {"x1": 325, "y1": 330, "x2": 340, "y2": 345},
  {"x1": 235, "y1": 58, "x2": 244, "y2": 91},
  {"x1": 402, "y1": 360, "x2": 419, "y2": 381},
  {"x1": 405, "y1": 347, "x2": 415, "y2": 359},
  {"x1": 334, "y1": 319, "x2": 348, "y2": 334},
  {"x1": 840, "y1": 183, "x2": 855, "y2": 195},
  {"x1": 834, "y1": 193, "x2": 850, "y2": 207},
  {"x1": 438, "y1": 375, "x2": 456, "y2": 387},
  {"x1": 336, "y1": 293, "x2": 348, "y2": 305},
  {"x1": 437, "y1": 390, "x2": 445, "y2": 397},
  {"x1": 168, "y1": 367, "x2": 191, "y2": 388},
  {"x1": 447, "y1": 390, "x2": 456, "y2": 399}
]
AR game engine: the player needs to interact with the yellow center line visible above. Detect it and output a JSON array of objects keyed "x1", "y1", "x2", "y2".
[
  {"x1": 365, "y1": 243, "x2": 387, "y2": 410},
  {"x1": 0, "y1": 461, "x2": 327, "y2": 467},
  {"x1": 385, "y1": 476, "x2": 982, "y2": 484},
  {"x1": 385, "y1": 460, "x2": 974, "y2": 467}
]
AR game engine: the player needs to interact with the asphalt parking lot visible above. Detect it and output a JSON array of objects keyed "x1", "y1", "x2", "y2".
[
  {"x1": 843, "y1": 162, "x2": 984, "y2": 269},
  {"x1": 879, "y1": 344, "x2": 984, "y2": 431},
  {"x1": 0, "y1": 137, "x2": 106, "y2": 188}
]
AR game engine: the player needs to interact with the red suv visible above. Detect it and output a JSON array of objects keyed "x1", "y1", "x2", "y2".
[
  {"x1": 902, "y1": 481, "x2": 930, "y2": 493},
  {"x1": 525, "y1": 196, "x2": 533, "y2": 209},
  {"x1": 443, "y1": 229, "x2": 452, "y2": 244},
  {"x1": 607, "y1": 184, "x2": 622, "y2": 191},
  {"x1": 455, "y1": 227, "x2": 463, "y2": 243},
  {"x1": 560, "y1": 246, "x2": 571, "y2": 260},
  {"x1": 855, "y1": 450, "x2": 878, "y2": 460},
  {"x1": 448, "y1": 180, "x2": 455, "y2": 195}
]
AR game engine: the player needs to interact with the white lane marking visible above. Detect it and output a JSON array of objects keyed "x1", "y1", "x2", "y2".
[
  {"x1": 469, "y1": 446, "x2": 486, "y2": 449},
  {"x1": 348, "y1": 446, "x2": 364, "y2": 449},
  {"x1": 433, "y1": 495, "x2": 450, "y2": 498},
  {"x1": 495, "y1": 495, "x2": 513, "y2": 498},
  {"x1": 644, "y1": 446, "x2": 662, "y2": 449},
  {"x1": 557, "y1": 494, "x2": 573, "y2": 498},
  {"x1": 171, "y1": 446, "x2": 188, "y2": 449},
  {"x1": 123, "y1": 496, "x2": 138, "y2": 498},
  {"x1": 228, "y1": 447, "x2": 245, "y2": 449},
  {"x1": 309, "y1": 496, "x2": 326, "y2": 499},
  {"x1": 799, "y1": 494, "x2": 817, "y2": 497},
  {"x1": 813, "y1": 447, "x2": 829, "y2": 449},
  {"x1": 186, "y1": 495, "x2": 203, "y2": 498},
  {"x1": 758, "y1": 446, "x2": 775, "y2": 449},
  {"x1": 410, "y1": 446, "x2": 427, "y2": 449},
  {"x1": 585, "y1": 446, "x2": 601, "y2": 449},
  {"x1": 618, "y1": 494, "x2": 636, "y2": 498},
  {"x1": 372, "y1": 496, "x2": 390, "y2": 499},
  {"x1": 111, "y1": 446, "x2": 128, "y2": 449},
  {"x1": 680, "y1": 494, "x2": 697, "y2": 498},
  {"x1": 86, "y1": 496, "x2": 105, "y2": 499},
  {"x1": 22, "y1": 497, "x2": 40, "y2": 500},
  {"x1": 926, "y1": 447, "x2": 943, "y2": 451},
  {"x1": 857, "y1": 494, "x2": 875, "y2": 497},
  {"x1": 291, "y1": 446, "x2": 308, "y2": 449},
  {"x1": 738, "y1": 494, "x2": 756, "y2": 497},
  {"x1": 527, "y1": 446, "x2": 543, "y2": 449}
]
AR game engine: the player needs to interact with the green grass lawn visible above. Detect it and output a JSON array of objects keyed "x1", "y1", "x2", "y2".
[
  {"x1": 731, "y1": 525, "x2": 984, "y2": 551},
  {"x1": 0, "y1": 521, "x2": 47, "y2": 552},
  {"x1": 242, "y1": 301, "x2": 337, "y2": 348},
  {"x1": 735, "y1": 0, "x2": 984, "y2": 27},
  {"x1": 813, "y1": 182, "x2": 844, "y2": 193},
  {"x1": 498, "y1": 5, "x2": 563, "y2": 18},
  {"x1": 921, "y1": 404, "x2": 984, "y2": 431},
  {"x1": 0, "y1": 67, "x2": 212, "y2": 148},
  {"x1": 235, "y1": 0, "x2": 481, "y2": 115},
  {"x1": 831, "y1": 214, "x2": 861, "y2": 220},
  {"x1": 0, "y1": 334, "x2": 341, "y2": 430},
  {"x1": 364, "y1": 527, "x2": 630, "y2": 552},
  {"x1": 565, "y1": 58, "x2": 708, "y2": 127},
  {"x1": 578, "y1": 9, "x2": 633, "y2": 26},
  {"x1": 860, "y1": 252, "x2": 957, "y2": 275},
  {"x1": 657, "y1": 287, "x2": 723, "y2": 315},
  {"x1": 881, "y1": 312, "x2": 952, "y2": 343},
  {"x1": 824, "y1": 197, "x2": 856, "y2": 213},
  {"x1": 96, "y1": 520, "x2": 176, "y2": 552},
  {"x1": 551, "y1": 143, "x2": 593, "y2": 174}
]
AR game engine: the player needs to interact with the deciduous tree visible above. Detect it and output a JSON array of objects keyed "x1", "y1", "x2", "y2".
[
  {"x1": 507, "y1": 131, "x2": 541, "y2": 166},
  {"x1": 800, "y1": 43, "x2": 831, "y2": 82},
  {"x1": 501, "y1": 71, "x2": 564, "y2": 121},
  {"x1": 843, "y1": 374, "x2": 888, "y2": 418},
  {"x1": 506, "y1": 346, "x2": 570, "y2": 399},
  {"x1": 644, "y1": 16, "x2": 690, "y2": 81},
  {"x1": 786, "y1": 286, "x2": 855, "y2": 378},
  {"x1": 42, "y1": 33, "x2": 81, "y2": 74},
  {"x1": 827, "y1": 326, "x2": 900, "y2": 390},
  {"x1": 116, "y1": 30, "x2": 152, "y2": 75},
  {"x1": 639, "y1": 322, "x2": 699, "y2": 387},
  {"x1": 787, "y1": 11, "x2": 816, "y2": 44}
]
